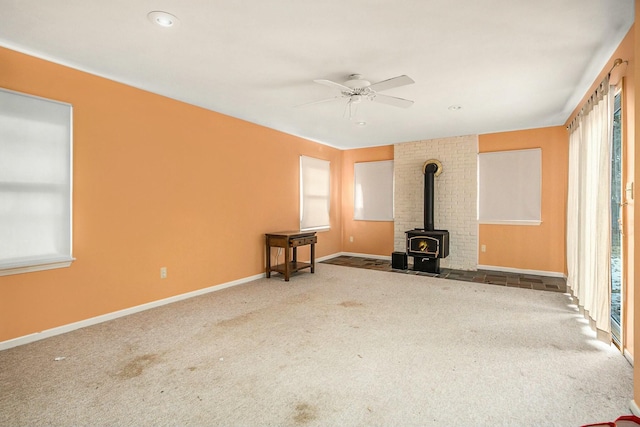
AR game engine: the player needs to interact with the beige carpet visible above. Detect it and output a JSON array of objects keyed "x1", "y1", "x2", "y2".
[{"x1": 0, "y1": 264, "x2": 633, "y2": 426}]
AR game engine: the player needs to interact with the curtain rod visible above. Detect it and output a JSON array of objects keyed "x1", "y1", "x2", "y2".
[
  {"x1": 567, "y1": 57, "x2": 627, "y2": 131},
  {"x1": 608, "y1": 58, "x2": 627, "y2": 75}
]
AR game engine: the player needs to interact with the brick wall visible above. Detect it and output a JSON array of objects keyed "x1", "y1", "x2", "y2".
[{"x1": 394, "y1": 135, "x2": 478, "y2": 270}]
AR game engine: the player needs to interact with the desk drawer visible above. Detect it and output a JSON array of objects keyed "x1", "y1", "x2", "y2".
[
  {"x1": 291, "y1": 236, "x2": 317, "y2": 247},
  {"x1": 267, "y1": 235, "x2": 289, "y2": 247}
]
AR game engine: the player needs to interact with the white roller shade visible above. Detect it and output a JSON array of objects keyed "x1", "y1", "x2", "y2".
[
  {"x1": 0, "y1": 88, "x2": 73, "y2": 274},
  {"x1": 478, "y1": 148, "x2": 541, "y2": 225},
  {"x1": 300, "y1": 155, "x2": 330, "y2": 230},
  {"x1": 354, "y1": 160, "x2": 394, "y2": 221}
]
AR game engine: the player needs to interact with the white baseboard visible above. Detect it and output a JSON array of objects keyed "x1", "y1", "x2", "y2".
[
  {"x1": 624, "y1": 348, "x2": 634, "y2": 366},
  {"x1": 477, "y1": 264, "x2": 566, "y2": 278},
  {"x1": 0, "y1": 272, "x2": 265, "y2": 352},
  {"x1": 630, "y1": 399, "x2": 640, "y2": 417},
  {"x1": 316, "y1": 253, "x2": 342, "y2": 262}
]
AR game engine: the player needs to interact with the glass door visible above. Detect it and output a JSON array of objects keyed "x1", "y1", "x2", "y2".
[{"x1": 610, "y1": 89, "x2": 622, "y2": 345}]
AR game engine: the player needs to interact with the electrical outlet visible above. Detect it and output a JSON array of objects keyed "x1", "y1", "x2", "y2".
[
  {"x1": 160, "y1": 267, "x2": 167, "y2": 279},
  {"x1": 349, "y1": 236, "x2": 354, "y2": 242},
  {"x1": 481, "y1": 244, "x2": 486, "y2": 253}
]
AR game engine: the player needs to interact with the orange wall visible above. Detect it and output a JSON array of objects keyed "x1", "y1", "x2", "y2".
[
  {"x1": 478, "y1": 127, "x2": 568, "y2": 274},
  {"x1": 341, "y1": 146, "x2": 395, "y2": 257},
  {"x1": 0, "y1": 46, "x2": 342, "y2": 342}
]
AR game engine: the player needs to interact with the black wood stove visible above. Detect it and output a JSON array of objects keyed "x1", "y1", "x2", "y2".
[{"x1": 405, "y1": 159, "x2": 450, "y2": 273}]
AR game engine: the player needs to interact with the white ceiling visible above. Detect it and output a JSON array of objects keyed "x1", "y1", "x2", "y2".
[{"x1": 0, "y1": 0, "x2": 634, "y2": 149}]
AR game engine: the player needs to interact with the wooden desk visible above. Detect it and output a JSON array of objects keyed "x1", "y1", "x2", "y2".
[{"x1": 265, "y1": 230, "x2": 317, "y2": 281}]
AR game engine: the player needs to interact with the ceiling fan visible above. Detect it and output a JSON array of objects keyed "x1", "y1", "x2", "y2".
[{"x1": 299, "y1": 74, "x2": 415, "y2": 117}]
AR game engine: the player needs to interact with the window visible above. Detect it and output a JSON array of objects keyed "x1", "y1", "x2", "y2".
[
  {"x1": 478, "y1": 148, "x2": 541, "y2": 225},
  {"x1": 610, "y1": 86, "x2": 623, "y2": 342},
  {"x1": 354, "y1": 160, "x2": 394, "y2": 221},
  {"x1": 0, "y1": 88, "x2": 73, "y2": 276},
  {"x1": 300, "y1": 155, "x2": 330, "y2": 231}
]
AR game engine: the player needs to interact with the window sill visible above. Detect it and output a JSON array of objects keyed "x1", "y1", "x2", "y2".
[
  {"x1": 300, "y1": 226, "x2": 330, "y2": 232},
  {"x1": 0, "y1": 257, "x2": 75, "y2": 277}
]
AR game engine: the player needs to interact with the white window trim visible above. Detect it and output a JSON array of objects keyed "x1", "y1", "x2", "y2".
[
  {"x1": 0, "y1": 257, "x2": 74, "y2": 277},
  {"x1": 0, "y1": 88, "x2": 74, "y2": 276}
]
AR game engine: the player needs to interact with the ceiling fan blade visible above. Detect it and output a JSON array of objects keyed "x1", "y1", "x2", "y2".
[
  {"x1": 295, "y1": 96, "x2": 344, "y2": 107},
  {"x1": 369, "y1": 75, "x2": 415, "y2": 92},
  {"x1": 314, "y1": 79, "x2": 353, "y2": 93},
  {"x1": 372, "y1": 94, "x2": 414, "y2": 108}
]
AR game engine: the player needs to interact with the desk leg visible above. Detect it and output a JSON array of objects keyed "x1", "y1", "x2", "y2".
[
  {"x1": 310, "y1": 243, "x2": 315, "y2": 273},
  {"x1": 284, "y1": 244, "x2": 291, "y2": 281},
  {"x1": 266, "y1": 243, "x2": 271, "y2": 278}
]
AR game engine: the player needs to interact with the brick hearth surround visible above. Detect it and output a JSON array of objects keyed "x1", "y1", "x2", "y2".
[{"x1": 394, "y1": 135, "x2": 478, "y2": 271}]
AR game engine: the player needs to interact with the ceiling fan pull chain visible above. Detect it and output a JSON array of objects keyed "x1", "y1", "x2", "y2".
[{"x1": 343, "y1": 100, "x2": 350, "y2": 119}]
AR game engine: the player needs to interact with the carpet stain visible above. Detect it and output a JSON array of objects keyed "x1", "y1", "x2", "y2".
[
  {"x1": 288, "y1": 293, "x2": 312, "y2": 304},
  {"x1": 339, "y1": 300, "x2": 364, "y2": 307},
  {"x1": 116, "y1": 353, "x2": 160, "y2": 379},
  {"x1": 293, "y1": 403, "x2": 317, "y2": 424},
  {"x1": 215, "y1": 311, "x2": 256, "y2": 327}
]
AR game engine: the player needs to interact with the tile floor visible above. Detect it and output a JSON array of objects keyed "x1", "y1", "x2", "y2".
[{"x1": 321, "y1": 255, "x2": 567, "y2": 293}]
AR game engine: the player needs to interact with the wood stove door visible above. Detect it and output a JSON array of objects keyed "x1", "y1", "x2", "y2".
[{"x1": 407, "y1": 236, "x2": 439, "y2": 258}]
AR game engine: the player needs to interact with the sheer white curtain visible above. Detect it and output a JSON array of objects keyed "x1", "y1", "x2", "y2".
[{"x1": 566, "y1": 76, "x2": 613, "y2": 340}]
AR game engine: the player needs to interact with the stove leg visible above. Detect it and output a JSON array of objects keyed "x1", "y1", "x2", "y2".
[{"x1": 412, "y1": 257, "x2": 440, "y2": 274}]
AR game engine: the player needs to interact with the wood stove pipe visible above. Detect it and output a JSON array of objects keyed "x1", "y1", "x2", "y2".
[{"x1": 422, "y1": 159, "x2": 442, "y2": 232}]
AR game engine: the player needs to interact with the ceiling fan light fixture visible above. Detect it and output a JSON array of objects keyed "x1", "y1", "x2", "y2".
[
  {"x1": 344, "y1": 74, "x2": 371, "y2": 89},
  {"x1": 148, "y1": 11, "x2": 179, "y2": 28}
]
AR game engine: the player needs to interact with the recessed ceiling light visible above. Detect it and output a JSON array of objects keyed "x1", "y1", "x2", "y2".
[
  {"x1": 355, "y1": 121, "x2": 367, "y2": 126},
  {"x1": 148, "y1": 11, "x2": 179, "y2": 28},
  {"x1": 448, "y1": 105, "x2": 462, "y2": 111}
]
